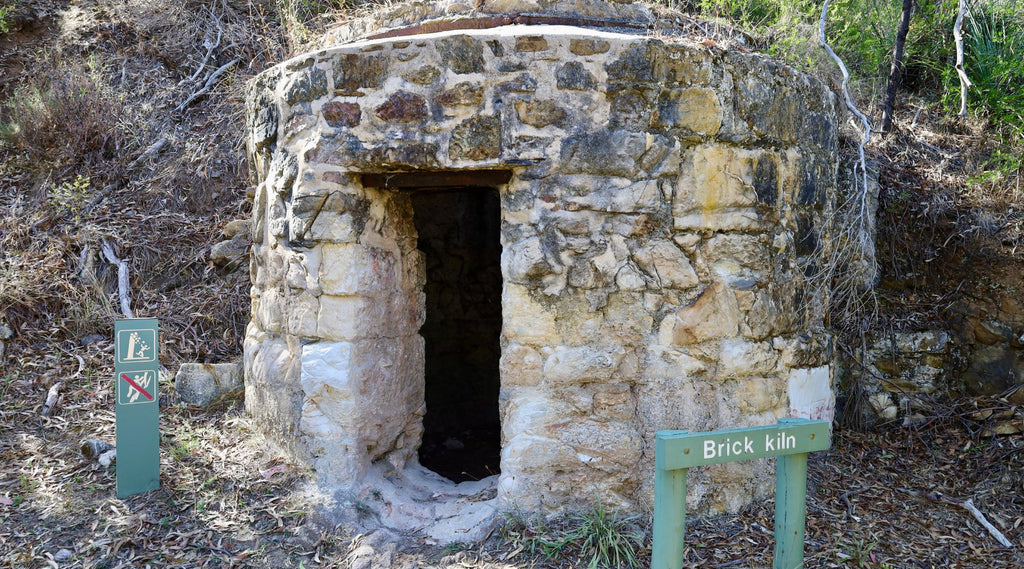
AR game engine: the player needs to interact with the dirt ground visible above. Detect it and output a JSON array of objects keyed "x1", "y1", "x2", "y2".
[{"x1": 1, "y1": 338, "x2": 1022, "y2": 568}]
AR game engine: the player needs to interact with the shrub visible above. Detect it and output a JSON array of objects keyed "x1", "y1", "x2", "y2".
[{"x1": 0, "y1": 62, "x2": 124, "y2": 181}]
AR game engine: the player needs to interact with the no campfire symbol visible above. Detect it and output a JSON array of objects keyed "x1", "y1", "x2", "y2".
[{"x1": 118, "y1": 370, "x2": 156, "y2": 405}]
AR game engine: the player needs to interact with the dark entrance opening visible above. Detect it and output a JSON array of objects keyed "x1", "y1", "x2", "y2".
[{"x1": 409, "y1": 186, "x2": 502, "y2": 482}]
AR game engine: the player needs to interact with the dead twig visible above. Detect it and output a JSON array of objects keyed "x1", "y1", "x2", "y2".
[
  {"x1": 925, "y1": 491, "x2": 1014, "y2": 548},
  {"x1": 128, "y1": 137, "x2": 169, "y2": 170},
  {"x1": 179, "y1": 9, "x2": 224, "y2": 89},
  {"x1": 41, "y1": 382, "x2": 62, "y2": 417},
  {"x1": 100, "y1": 239, "x2": 134, "y2": 319},
  {"x1": 175, "y1": 59, "x2": 239, "y2": 113}
]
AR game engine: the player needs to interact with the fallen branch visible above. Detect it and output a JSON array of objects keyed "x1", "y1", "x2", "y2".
[
  {"x1": 128, "y1": 137, "x2": 169, "y2": 170},
  {"x1": 175, "y1": 58, "x2": 239, "y2": 113},
  {"x1": 100, "y1": 239, "x2": 134, "y2": 319},
  {"x1": 41, "y1": 382, "x2": 62, "y2": 417},
  {"x1": 179, "y1": 9, "x2": 223, "y2": 88},
  {"x1": 926, "y1": 492, "x2": 1013, "y2": 548}
]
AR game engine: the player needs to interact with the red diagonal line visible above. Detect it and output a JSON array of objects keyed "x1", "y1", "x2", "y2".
[{"x1": 121, "y1": 373, "x2": 153, "y2": 401}]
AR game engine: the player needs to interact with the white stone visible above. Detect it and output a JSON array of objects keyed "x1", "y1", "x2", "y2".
[
  {"x1": 320, "y1": 243, "x2": 398, "y2": 295},
  {"x1": 503, "y1": 285, "x2": 558, "y2": 345},
  {"x1": 503, "y1": 236, "x2": 550, "y2": 282},
  {"x1": 633, "y1": 241, "x2": 699, "y2": 290},
  {"x1": 175, "y1": 362, "x2": 244, "y2": 406},
  {"x1": 543, "y1": 345, "x2": 623, "y2": 385},
  {"x1": 286, "y1": 292, "x2": 319, "y2": 337},
  {"x1": 500, "y1": 344, "x2": 543, "y2": 387},
  {"x1": 787, "y1": 366, "x2": 834, "y2": 421},
  {"x1": 718, "y1": 339, "x2": 779, "y2": 378},
  {"x1": 659, "y1": 282, "x2": 741, "y2": 346}
]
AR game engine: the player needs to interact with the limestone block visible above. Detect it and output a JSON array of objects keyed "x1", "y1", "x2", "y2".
[
  {"x1": 675, "y1": 145, "x2": 760, "y2": 213},
  {"x1": 703, "y1": 234, "x2": 766, "y2": 280},
  {"x1": 501, "y1": 390, "x2": 566, "y2": 439},
  {"x1": 777, "y1": 335, "x2": 830, "y2": 369},
  {"x1": 500, "y1": 344, "x2": 543, "y2": 387},
  {"x1": 721, "y1": 377, "x2": 786, "y2": 417},
  {"x1": 743, "y1": 292, "x2": 789, "y2": 340},
  {"x1": 348, "y1": 336, "x2": 425, "y2": 458},
  {"x1": 308, "y1": 211, "x2": 363, "y2": 243},
  {"x1": 651, "y1": 87, "x2": 722, "y2": 135},
  {"x1": 318, "y1": 292, "x2": 423, "y2": 341},
  {"x1": 175, "y1": 362, "x2": 244, "y2": 406},
  {"x1": 244, "y1": 333, "x2": 302, "y2": 430},
  {"x1": 868, "y1": 393, "x2": 898, "y2": 421},
  {"x1": 503, "y1": 285, "x2": 558, "y2": 345},
  {"x1": 644, "y1": 346, "x2": 711, "y2": 380},
  {"x1": 543, "y1": 345, "x2": 624, "y2": 385},
  {"x1": 210, "y1": 235, "x2": 249, "y2": 268},
  {"x1": 615, "y1": 264, "x2": 646, "y2": 291},
  {"x1": 300, "y1": 342, "x2": 357, "y2": 428},
  {"x1": 788, "y1": 366, "x2": 834, "y2": 421},
  {"x1": 556, "y1": 419, "x2": 642, "y2": 471},
  {"x1": 633, "y1": 241, "x2": 699, "y2": 290},
  {"x1": 285, "y1": 292, "x2": 319, "y2": 337},
  {"x1": 717, "y1": 339, "x2": 779, "y2": 378},
  {"x1": 636, "y1": 377, "x2": 714, "y2": 437},
  {"x1": 659, "y1": 282, "x2": 740, "y2": 346},
  {"x1": 673, "y1": 210, "x2": 765, "y2": 233},
  {"x1": 256, "y1": 287, "x2": 284, "y2": 333},
  {"x1": 284, "y1": 251, "x2": 314, "y2": 291},
  {"x1": 503, "y1": 236, "x2": 552, "y2": 282},
  {"x1": 592, "y1": 384, "x2": 634, "y2": 420},
  {"x1": 320, "y1": 243, "x2": 399, "y2": 295},
  {"x1": 571, "y1": 179, "x2": 665, "y2": 214}
]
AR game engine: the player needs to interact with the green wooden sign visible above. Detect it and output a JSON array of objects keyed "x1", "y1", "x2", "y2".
[
  {"x1": 114, "y1": 319, "x2": 160, "y2": 498},
  {"x1": 652, "y1": 418, "x2": 831, "y2": 569}
]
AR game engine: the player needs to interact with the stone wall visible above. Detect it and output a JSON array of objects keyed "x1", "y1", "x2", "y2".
[{"x1": 244, "y1": 21, "x2": 840, "y2": 516}]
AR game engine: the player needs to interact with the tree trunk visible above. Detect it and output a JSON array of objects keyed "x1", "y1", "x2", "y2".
[{"x1": 881, "y1": 0, "x2": 914, "y2": 134}]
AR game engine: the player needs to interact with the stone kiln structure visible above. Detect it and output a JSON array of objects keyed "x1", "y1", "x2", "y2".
[{"x1": 244, "y1": 0, "x2": 839, "y2": 525}]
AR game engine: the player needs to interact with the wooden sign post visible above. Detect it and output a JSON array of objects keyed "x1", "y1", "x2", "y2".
[
  {"x1": 114, "y1": 319, "x2": 160, "y2": 498},
  {"x1": 652, "y1": 418, "x2": 831, "y2": 569}
]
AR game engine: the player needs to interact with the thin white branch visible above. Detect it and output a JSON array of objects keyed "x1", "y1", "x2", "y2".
[
  {"x1": 953, "y1": 0, "x2": 973, "y2": 116},
  {"x1": 128, "y1": 137, "x2": 168, "y2": 170},
  {"x1": 962, "y1": 499, "x2": 1013, "y2": 548},
  {"x1": 819, "y1": 0, "x2": 872, "y2": 200},
  {"x1": 175, "y1": 58, "x2": 239, "y2": 113},
  {"x1": 100, "y1": 239, "x2": 135, "y2": 319},
  {"x1": 41, "y1": 382, "x2": 62, "y2": 417},
  {"x1": 179, "y1": 8, "x2": 224, "y2": 88}
]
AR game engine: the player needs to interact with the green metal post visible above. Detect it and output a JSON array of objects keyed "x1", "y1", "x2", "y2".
[
  {"x1": 652, "y1": 433, "x2": 687, "y2": 569},
  {"x1": 774, "y1": 420, "x2": 810, "y2": 569}
]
